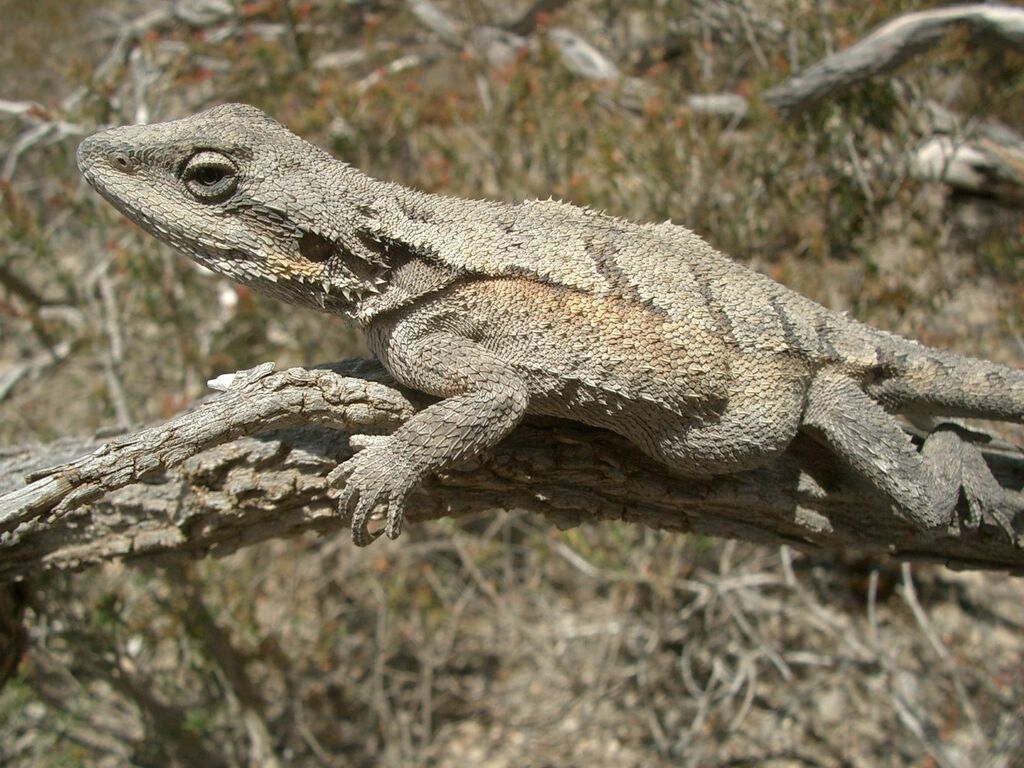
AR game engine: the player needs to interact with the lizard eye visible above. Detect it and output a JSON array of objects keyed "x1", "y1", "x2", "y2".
[{"x1": 182, "y1": 151, "x2": 238, "y2": 202}]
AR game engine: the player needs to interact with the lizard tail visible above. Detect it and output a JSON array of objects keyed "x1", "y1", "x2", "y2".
[{"x1": 863, "y1": 332, "x2": 1024, "y2": 422}]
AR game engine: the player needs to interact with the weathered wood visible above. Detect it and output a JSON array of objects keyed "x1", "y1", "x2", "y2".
[
  {"x1": 1, "y1": 361, "x2": 1021, "y2": 581},
  {"x1": 763, "y1": 4, "x2": 1024, "y2": 115}
]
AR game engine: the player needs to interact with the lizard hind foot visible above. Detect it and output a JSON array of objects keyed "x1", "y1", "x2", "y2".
[{"x1": 922, "y1": 424, "x2": 1024, "y2": 543}]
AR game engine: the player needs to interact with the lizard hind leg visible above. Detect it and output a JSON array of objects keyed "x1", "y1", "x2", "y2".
[
  {"x1": 641, "y1": 362, "x2": 808, "y2": 476},
  {"x1": 801, "y1": 370, "x2": 958, "y2": 530}
]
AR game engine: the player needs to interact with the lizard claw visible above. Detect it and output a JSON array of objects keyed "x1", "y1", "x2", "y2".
[
  {"x1": 329, "y1": 438, "x2": 416, "y2": 546},
  {"x1": 349, "y1": 489, "x2": 387, "y2": 547},
  {"x1": 385, "y1": 504, "x2": 405, "y2": 540}
]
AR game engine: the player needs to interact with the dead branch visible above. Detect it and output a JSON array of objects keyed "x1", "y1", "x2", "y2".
[
  {"x1": 0, "y1": 360, "x2": 1022, "y2": 583},
  {"x1": 763, "y1": 4, "x2": 1024, "y2": 115},
  {"x1": 912, "y1": 104, "x2": 1024, "y2": 206}
]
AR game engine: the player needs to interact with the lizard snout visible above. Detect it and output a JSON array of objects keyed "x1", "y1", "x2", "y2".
[{"x1": 77, "y1": 131, "x2": 138, "y2": 180}]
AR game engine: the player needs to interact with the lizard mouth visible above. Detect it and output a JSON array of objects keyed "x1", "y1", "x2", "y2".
[{"x1": 80, "y1": 171, "x2": 155, "y2": 238}]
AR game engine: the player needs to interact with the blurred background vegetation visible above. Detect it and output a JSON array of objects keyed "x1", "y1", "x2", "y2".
[{"x1": 1, "y1": 0, "x2": 1022, "y2": 765}]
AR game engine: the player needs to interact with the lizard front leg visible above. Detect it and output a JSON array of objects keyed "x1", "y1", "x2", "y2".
[{"x1": 331, "y1": 331, "x2": 529, "y2": 546}]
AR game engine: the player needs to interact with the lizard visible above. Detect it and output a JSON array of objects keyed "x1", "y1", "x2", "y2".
[{"x1": 76, "y1": 103, "x2": 1024, "y2": 546}]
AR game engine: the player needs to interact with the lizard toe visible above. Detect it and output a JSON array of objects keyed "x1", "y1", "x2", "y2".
[
  {"x1": 385, "y1": 503, "x2": 405, "y2": 540},
  {"x1": 349, "y1": 493, "x2": 384, "y2": 547},
  {"x1": 326, "y1": 462, "x2": 352, "y2": 488}
]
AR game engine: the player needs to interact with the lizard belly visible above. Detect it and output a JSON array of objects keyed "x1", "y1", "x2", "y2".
[
  {"x1": 455, "y1": 278, "x2": 735, "y2": 422},
  {"x1": 371, "y1": 278, "x2": 811, "y2": 475},
  {"x1": 463, "y1": 280, "x2": 814, "y2": 473}
]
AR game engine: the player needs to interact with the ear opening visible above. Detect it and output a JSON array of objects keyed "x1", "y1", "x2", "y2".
[{"x1": 298, "y1": 230, "x2": 336, "y2": 262}]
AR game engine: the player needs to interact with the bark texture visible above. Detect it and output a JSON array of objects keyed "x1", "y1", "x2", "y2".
[
  {"x1": 763, "y1": 4, "x2": 1024, "y2": 114},
  {"x1": 1, "y1": 360, "x2": 1022, "y2": 583}
]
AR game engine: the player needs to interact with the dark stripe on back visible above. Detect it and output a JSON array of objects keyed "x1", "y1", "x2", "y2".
[
  {"x1": 769, "y1": 296, "x2": 803, "y2": 352},
  {"x1": 691, "y1": 267, "x2": 734, "y2": 339},
  {"x1": 584, "y1": 233, "x2": 665, "y2": 314},
  {"x1": 814, "y1": 316, "x2": 840, "y2": 361}
]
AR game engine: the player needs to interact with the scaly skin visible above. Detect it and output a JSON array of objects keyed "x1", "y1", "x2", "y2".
[{"x1": 77, "y1": 104, "x2": 1024, "y2": 545}]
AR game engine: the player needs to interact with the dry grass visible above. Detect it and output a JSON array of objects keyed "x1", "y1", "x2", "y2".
[{"x1": 1, "y1": 1, "x2": 1022, "y2": 765}]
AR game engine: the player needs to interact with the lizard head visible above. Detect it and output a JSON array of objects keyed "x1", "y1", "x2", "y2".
[{"x1": 77, "y1": 103, "x2": 388, "y2": 316}]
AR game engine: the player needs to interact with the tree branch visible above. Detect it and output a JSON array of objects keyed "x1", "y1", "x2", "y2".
[
  {"x1": 0, "y1": 360, "x2": 1021, "y2": 581},
  {"x1": 763, "y1": 4, "x2": 1024, "y2": 115}
]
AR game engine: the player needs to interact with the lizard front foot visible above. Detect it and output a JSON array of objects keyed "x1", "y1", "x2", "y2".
[{"x1": 329, "y1": 436, "x2": 418, "y2": 546}]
